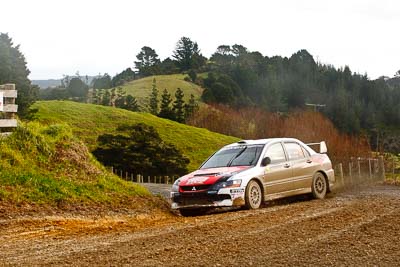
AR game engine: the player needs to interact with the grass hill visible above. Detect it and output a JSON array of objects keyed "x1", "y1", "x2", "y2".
[
  {"x1": 32, "y1": 101, "x2": 239, "y2": 171},
  {"x1": 0, "y1": 122, "x2": 158, "y2": 209},
  {"x1": 113, "y1": 74, "x2": 204, "y2": 109}
]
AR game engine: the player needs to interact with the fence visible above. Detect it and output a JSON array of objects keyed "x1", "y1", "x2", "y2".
[
  {"x1": 109, "y1": 156, "x2": 398, "y2": 186},
  {"x1": 110, "y1": 167, "x2": 177, "y2": 184},
  {"x1": 0, "y1": 83, "x2": 18, "y2": 135},
  {"x1": 333, "y1": 156, "x2": 394, "y2": 188}
]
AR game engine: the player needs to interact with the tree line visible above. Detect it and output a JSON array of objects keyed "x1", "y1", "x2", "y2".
[
  {"x1": 148, "y1": 78, "x2": 198, "y2": 123},
  {"x1": 132, "y1": 37, "x2": 400, "y2": 152}
]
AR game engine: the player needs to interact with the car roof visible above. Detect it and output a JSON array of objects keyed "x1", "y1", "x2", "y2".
[{"x1": 226, "y1": 138, "x2": 303, "y2": 147}]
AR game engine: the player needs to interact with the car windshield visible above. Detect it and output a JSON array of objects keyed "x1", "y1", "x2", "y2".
[{"x1": 200, "y1": 145, "x2": 264, "y2": 169}]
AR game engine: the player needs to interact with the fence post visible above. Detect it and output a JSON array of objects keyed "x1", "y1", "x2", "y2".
[
  {"x1": 147, "y1": 176, "x2": 150, "y2": 183},
  {"x1": 338, "y1": 163, "x2": 344, "y2": 187},
  {"x1": 368, "y1": 159, "x2": 372, "y2": 181},
  {"x1": 379, "y1": 156, "x2": 385, "y2": 181},
  {"x1": 357, "y1": 159, "x2": 361, "y2": 182},
  {"x1": 393, "y1": 158, "x2": 395, "y2": 181},
  {"x1": 136, "y1": 174, "x2": 140, "y2": 183},
  {"x1": 349, "y1": 162, "x2": 353, "y2": 186}
]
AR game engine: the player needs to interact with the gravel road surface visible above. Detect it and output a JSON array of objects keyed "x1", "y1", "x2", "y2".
[{"x1": 1, "y1": 184, "x2": 399, "y2": 266}]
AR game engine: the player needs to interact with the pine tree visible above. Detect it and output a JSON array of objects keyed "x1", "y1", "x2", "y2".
[
  {"x1": 101, "y1": 90, "x2": 111, "y2": 106},
  {"x1": 125, "y1": 95, "x2": 140, "y2": 111},
  {"x1": 185, "y1": 94, "x2": 198, "y2": 120},
  {"x1": 159, "y1": 89, "x2": 174, "y2": 120},
  {"x1": 173, "y1": 88, "x2": 185, "y2": 123},
  {"x1": 149, "y1": 78, "x2": 159, "y2": 115}
]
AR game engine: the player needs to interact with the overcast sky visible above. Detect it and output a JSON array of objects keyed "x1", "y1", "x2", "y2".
[{"x1": 1, "y1": 0, "x2": 399, "y2": 80}]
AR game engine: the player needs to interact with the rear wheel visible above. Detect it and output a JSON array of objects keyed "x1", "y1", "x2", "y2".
[
  {"x1": 245, "y1": 180, "x2": 262, "y2": 209},
  {"x1": 179, "y1": 208, "x2": 209, "y2": 217},
  {"x1": 312, "y1": 172, "x2": 327, "y2": 199}
]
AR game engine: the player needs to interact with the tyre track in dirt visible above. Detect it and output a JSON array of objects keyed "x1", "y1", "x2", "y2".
[{"x1": 1, "y1": 184, "x2": 400, "y2": 266}]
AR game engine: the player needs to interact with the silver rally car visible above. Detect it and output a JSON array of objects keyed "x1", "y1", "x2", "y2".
[{"x1": 171, "y1": 138, "x2": 335, "y2": 216}]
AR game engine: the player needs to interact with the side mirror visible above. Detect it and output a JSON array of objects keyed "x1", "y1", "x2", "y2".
[{"x1": 261, "y1": 157, "x2": 271, "y2": 166}]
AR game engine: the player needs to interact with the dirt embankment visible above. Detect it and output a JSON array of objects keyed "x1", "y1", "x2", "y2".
[{"x1": 1, "y1": 184, "x2": 400, "y2": 266}]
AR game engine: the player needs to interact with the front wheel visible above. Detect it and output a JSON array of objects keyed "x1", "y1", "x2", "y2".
[
  {"x1": 245, "y1": 180, "x2": 263, "y2": 209},
  {"x1": 311, "y1": 172, "x2": 327, "y2": 199}
]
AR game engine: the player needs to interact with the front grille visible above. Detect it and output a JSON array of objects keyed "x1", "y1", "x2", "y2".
[{"x1": 180, "y1": 185, "x2": 211, "y2": 191}]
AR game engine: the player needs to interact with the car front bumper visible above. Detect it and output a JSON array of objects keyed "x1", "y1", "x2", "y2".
[{"x1": 170, "y1": 187, "x2": 246, "y2": 209}]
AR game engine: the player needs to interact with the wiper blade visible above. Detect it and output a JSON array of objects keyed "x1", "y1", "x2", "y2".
[{"x1": 228, "y1": 147, "x2": 247, "y2": 167}]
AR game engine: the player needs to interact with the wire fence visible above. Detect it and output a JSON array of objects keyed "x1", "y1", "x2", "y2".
[
  {"x1": 333, "y1": 156, "x2": 399, "y2": 188},
  {"x1": 109, "y1": 155, "x2": 399, "y2": 186},
  {"x1": 110, "y1": 167, "x2": 177, "y2": 184}
]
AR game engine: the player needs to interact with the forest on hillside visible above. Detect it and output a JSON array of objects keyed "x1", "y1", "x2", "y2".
[
  {"x1": 2, "y1": 33, "x2": 400, "y2": 153},
  {"x1": 129, "y1": 37, "x2": 400, "y2": 152}
]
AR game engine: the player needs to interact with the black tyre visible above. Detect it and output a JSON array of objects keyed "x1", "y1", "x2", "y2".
[
  {"x1": 179, "y1": 208, "x2": 209, "y2": 217},
  {"x1": 311, "y1": 172, "x2": 327, "y2": 199},
  {"x1": 245, "y1": 180, "x2": 263, "y2": 209}
]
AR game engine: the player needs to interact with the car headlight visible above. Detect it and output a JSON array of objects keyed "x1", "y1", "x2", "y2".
[
  {"x1": 210, "y1": 179, "x2": 242, "y2": 191},
  {"x1": 171, "y1": 179, "x2": 180, "y2": 192}
]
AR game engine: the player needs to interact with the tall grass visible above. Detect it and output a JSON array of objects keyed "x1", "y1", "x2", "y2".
[{"x1": 187, "y1": 104, "x2": 371, "y2": 163}]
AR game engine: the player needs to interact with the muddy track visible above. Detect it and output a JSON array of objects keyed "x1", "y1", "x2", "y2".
[{"x1": 1, "y1": 184, "x2": 400, "y2": 266}]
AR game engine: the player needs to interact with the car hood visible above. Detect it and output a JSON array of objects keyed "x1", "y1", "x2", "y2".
[{"x1": 178, "y1": 166, "x2": 251, "y2": 186}]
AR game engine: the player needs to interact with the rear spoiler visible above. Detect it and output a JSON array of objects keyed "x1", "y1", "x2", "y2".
[{"x1": 306, "y1": 141, "x2": 327, "y2": 154}]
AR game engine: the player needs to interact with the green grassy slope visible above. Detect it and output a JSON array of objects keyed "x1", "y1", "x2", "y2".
[
  {"x1": 114, "y1": 74, "x2": 204, "y2": 109},
  {"x1": 32, "y1": 101, "x2": 239, "y2": 171},
  {"x1": 0, "y1": 122, "x2": 152, "y2": 206}
]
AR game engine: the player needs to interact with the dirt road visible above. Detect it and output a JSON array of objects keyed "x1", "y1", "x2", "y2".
[{"x1": 1, "y1": 184, "x2": 400, "y2": 266}]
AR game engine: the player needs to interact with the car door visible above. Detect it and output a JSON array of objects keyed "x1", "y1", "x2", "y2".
[
  {"x1": 283, "y1": 142, "x2": 316, "y2": 190},
  {"x1": 261, "y1": 142, "x2": 292, "y2": 195}
]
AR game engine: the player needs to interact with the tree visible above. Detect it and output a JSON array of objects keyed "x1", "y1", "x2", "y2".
[
  {"x1": 0, "y1": 33, "x2": 38, "y2": 117},
  {"x1": 172, "y1": 37, "x2": 205, "y2": 71},
  {"x1": 395, "y1": 70, "x2": 400, "y2": 78},
  {"x1": 92, "y1": 123, "x2": 189, "y2": 176},
  {"x1": 159, "y1": 57, "x2": 179, "y2": 74},
  {"x1": 66, "y1": 77, "x2": 88, "y2": 100},
  {"x1": 149, "y1": 78, "x2": 159, "y2": 115},
  {"x1": 188, "y1": 69, "x2": 197, "y2": 82},
  {"x1": 92, "y1": 73, "x2": 112, "y2": 89},
  {"x1": 114, "y1": 87, "x2": 126, "y2": 108},
  {"x1": 125, "y1": 95, "x2": 140, "y2": 111},
  {"x1": 112, "y1": 68, "x2": 136, "y2": 87},
  {"x1": 173, "y1": 88, "x2": 185, "y2": 123},
  {"x1": 185, "y1": 94, "x2": 198, "y2": 120},
  {"x1": 101, "y1": 90, "x2": 111, "y2": 106},
  {"x1": 232, "y1": 44, "x2": 248, "y2": 57},
  {"x1": 134, "y1": 46, "x2": 160, "y2": 76},
  {"x1": 159, "y1": 89, "x2": 174, "y2": 120}
]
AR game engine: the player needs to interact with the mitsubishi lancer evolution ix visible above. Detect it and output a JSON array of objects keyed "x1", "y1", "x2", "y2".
[{"x1": 171, "y1": 138, "x2": 335, "y2": 216}]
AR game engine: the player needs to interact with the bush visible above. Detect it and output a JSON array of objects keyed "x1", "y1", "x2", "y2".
[{"x1": 93, "y1": 123, "x2": 189, "y2": 176}]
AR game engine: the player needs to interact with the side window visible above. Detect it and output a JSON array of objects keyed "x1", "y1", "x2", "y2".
[
  {"x1": 301, "y1": 146, "x2": 310, "y2": 157},
  {"x1": 285, "y1": 142, "x2": 305, "y2": 160},
  {"x1": 265, "y1": 143, "x2": 287, "y2": 164}
]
